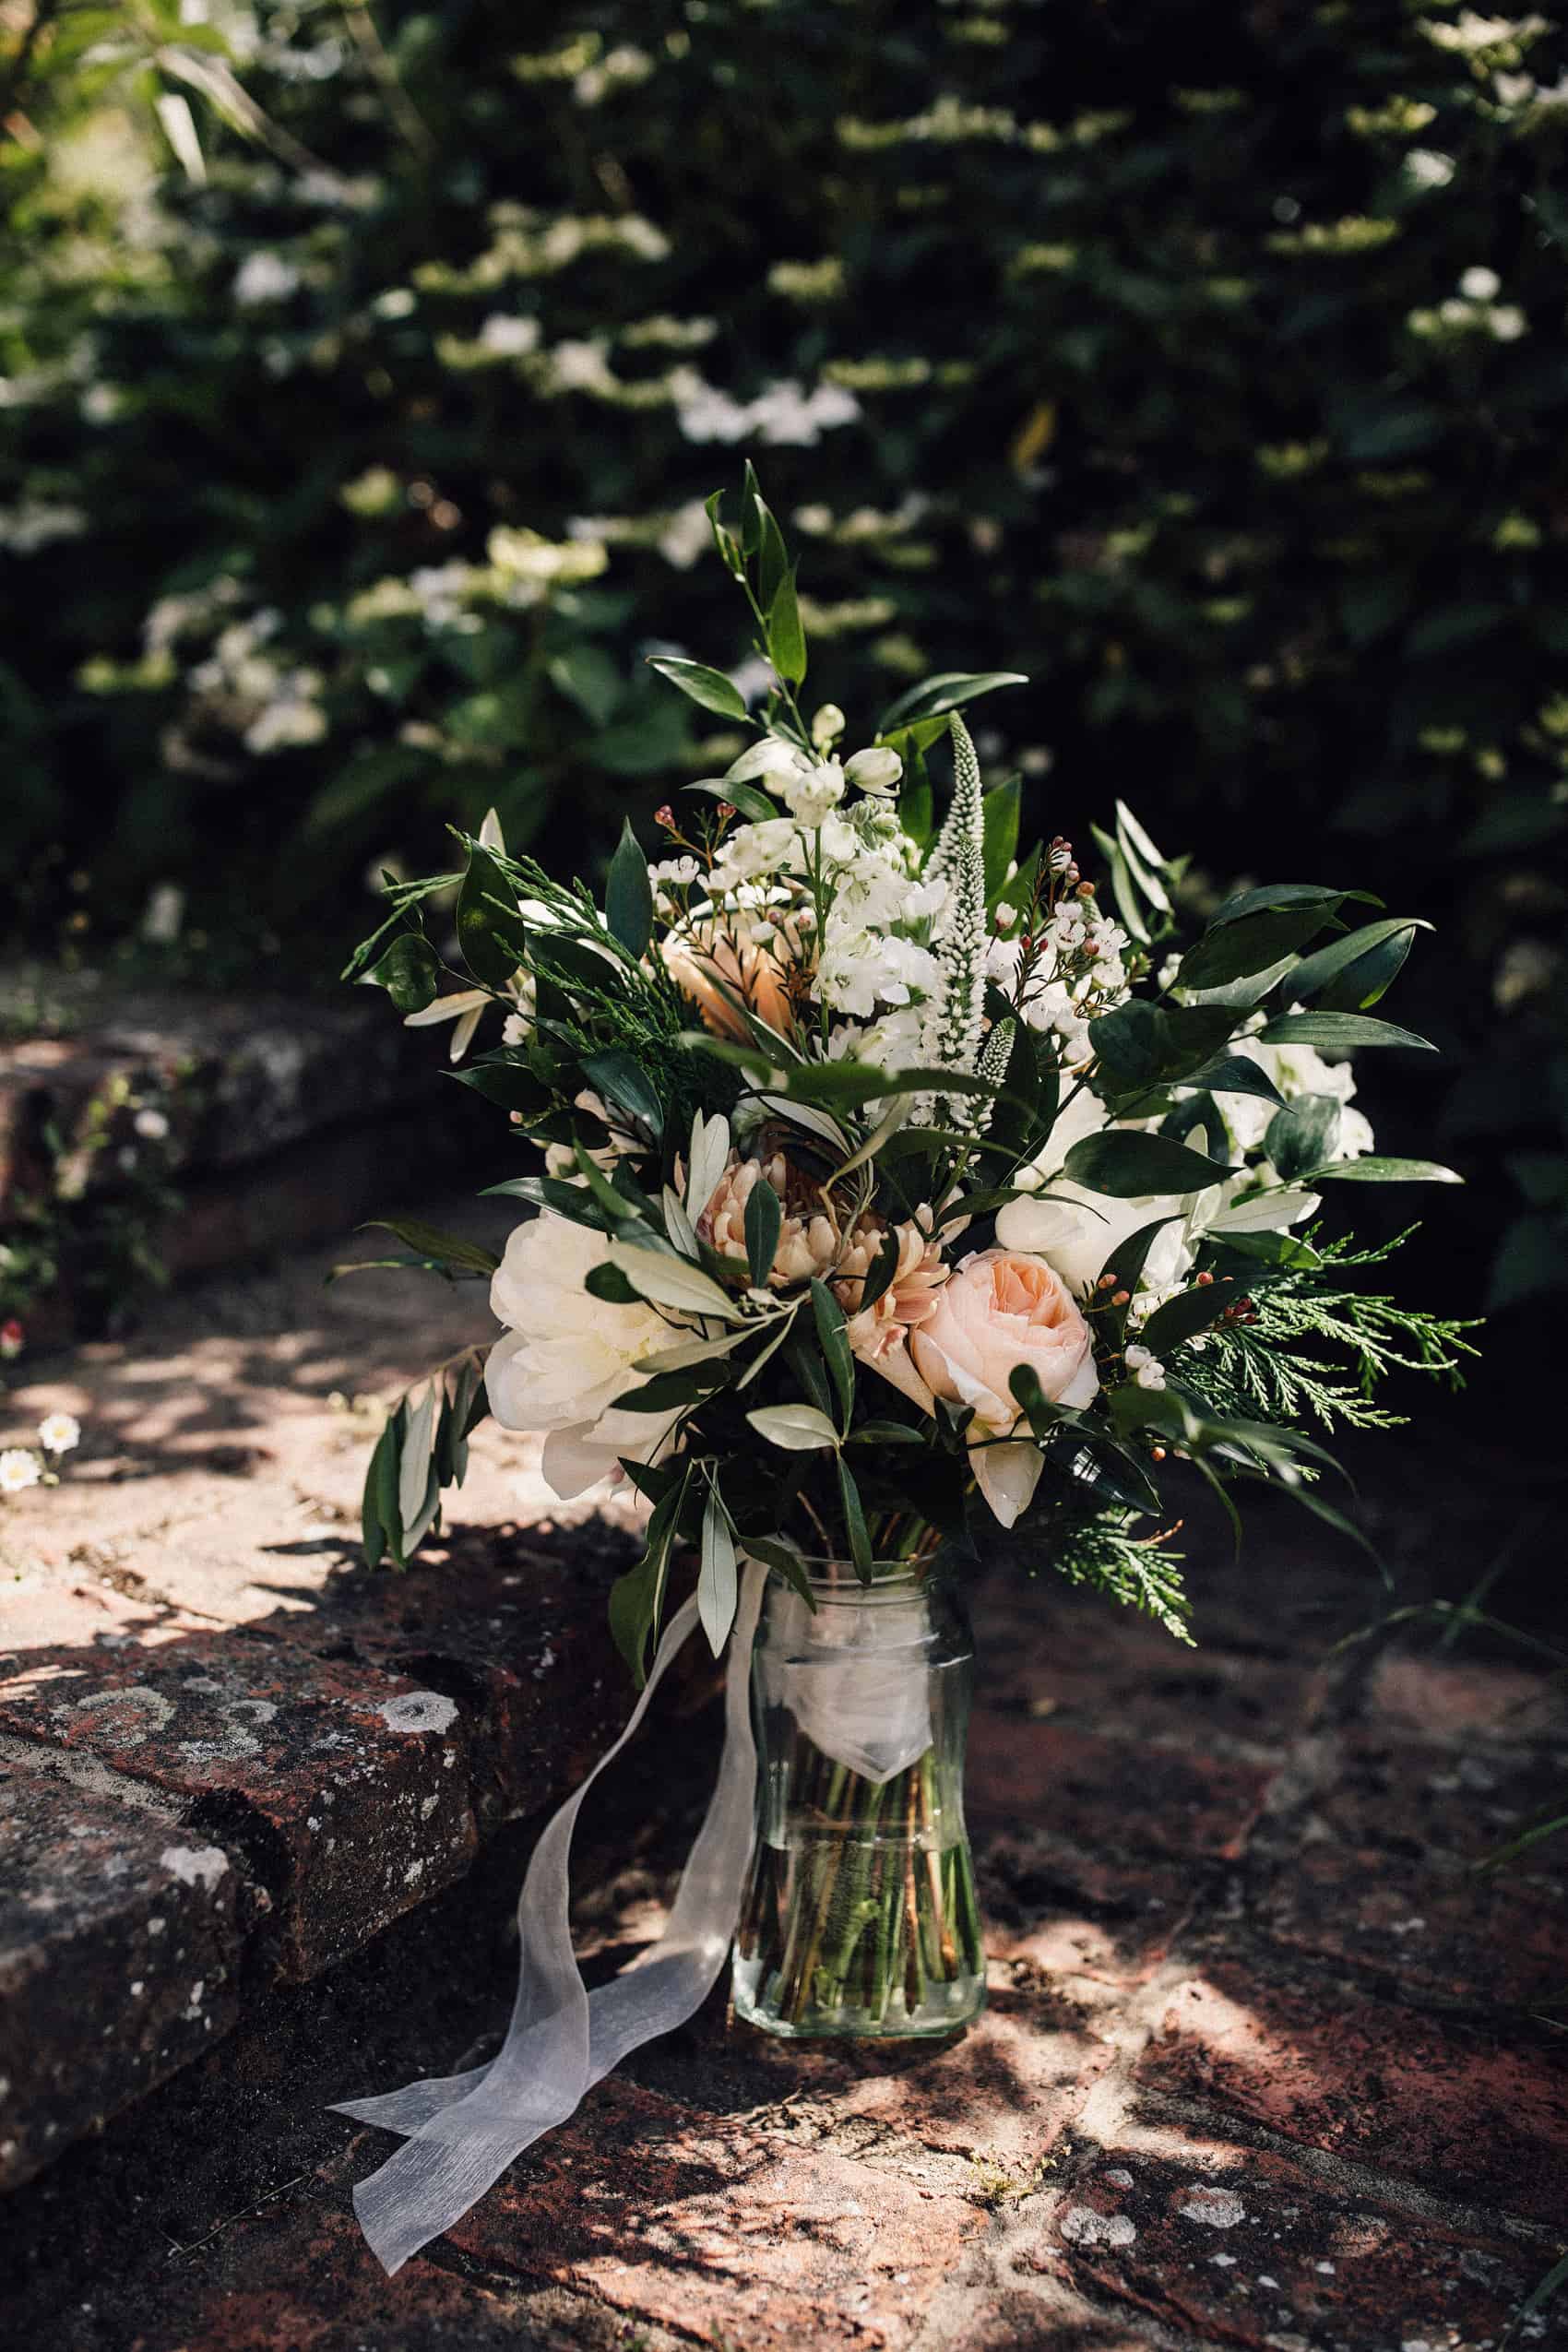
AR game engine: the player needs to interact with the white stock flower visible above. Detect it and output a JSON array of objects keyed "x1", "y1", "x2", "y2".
[
  {"x1": 485, "y1": 1213, "x2": 681, "y2": 1499},
  {"x1": 843, "y1": 745, "x2": 903, "y2": 796},
  {"x1": 775, "y1": 758, "x2": 846, "y2": 826},
  {"x1": 38, "y1": 1412, "x2": 80, "y2": 1455}
]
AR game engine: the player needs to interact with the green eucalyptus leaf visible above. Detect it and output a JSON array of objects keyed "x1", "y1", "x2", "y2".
[
  {"x1": 1258, "y1": 1012, "x2": 1434, "y2": 1052},
  {"x1": 359, "y1": 1218, "x2": 500, "y2": 1276},
  {"x1": 1090, "y1": 1003, "x2": 1236, "y2": 1099},
  {"x1": 1137, "y1": 1282, "x2": 1236, "y2": 1354},
  {"x1": 580, "y1": 1048, "x2": 663, "y2": 1136},
  {"x1": 742, "y1": 1533, "x2": 817, "y2": 1608},
  {"x1": 767, "y1": 565, "x2": 807, "y2": 685},
  {"x1": 1063, "y1": 1130, "x2": 1234, "y2": 1198},
  {"x1": 366, "y1": 932, "x2": 440, "y2": 1013},
  {"x1": 877, "y1": 671, "x2": 1028, "y2": 731},
  {"x1": 698, "y1": 1482, "x2": 740, "y2": 1656},
  {"x1": 686, "y1": 776, "x2": 779, "y2": 823},
  {"x1": 646, "y1": 655, "x2": 750, "y2": 721},
  {"x1": 1301, "y1": 1155, "x2": 1464, "y2": 1184},
  {"x1": 836, "y1": 1453, "x2": 874, "y2": 1580},
  {"x1": 1286, "y1": 919, "x2": 1430, "y2": 1005},
  {"x1": 1179, "y1": 900, "x2": 1346, "y2": 990},
  {"x1": 1265, "y1": 1092, "x2": 1341, "y2": 1182},
  {"x1": 743, "y1": 1171, "x2": 782, "y2": 1286},
  {"x1": 604, "y1": 819, "x2": 654, "y2": 958},
  {"x1": 457, "y1": 844, "x2": 529, "y2": 989},
  {"x1": 980, "y1": 776, "x2": 1021, "y2": 904},
  {"x1": 1179, "y1": 1055, "x2": 1287, "y2": 1108},
  {"x1": 810, "y1": 1277, "x2": 855, "y2": 1430}
]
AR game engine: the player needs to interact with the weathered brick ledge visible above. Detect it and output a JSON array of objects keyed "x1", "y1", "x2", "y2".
[{"x1": 0, "y1": 1200, "x2": 636, "y2": 2191}]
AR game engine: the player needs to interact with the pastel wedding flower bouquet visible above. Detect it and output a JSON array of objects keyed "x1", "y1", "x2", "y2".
[{"x1": 335, "y1": 470, "x2": 1470, "y2": 2270}]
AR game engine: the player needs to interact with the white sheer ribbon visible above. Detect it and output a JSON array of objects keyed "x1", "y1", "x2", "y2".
[{"x1": 334, "y1": 1559, "x2": 767, "y2": 2276}]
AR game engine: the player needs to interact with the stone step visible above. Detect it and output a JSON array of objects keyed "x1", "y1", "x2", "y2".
[
  {"x1": 0, "y1": 977, "x2": 492, "y2": 1336},
  {"x1": 0, "y1": 1202, "x2": 638, "y2": 2191}
]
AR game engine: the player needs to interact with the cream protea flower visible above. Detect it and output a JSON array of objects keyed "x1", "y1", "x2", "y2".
[
  {"x1": 695, "y1": 1151, "x2": 842, "y2": 1286},
  {"x1": 833, "y1": 1208, "x2": 950, "y2": 1417},
  {"x1": 661, "y1": 911, "x2": 805, "y2": 1042}
]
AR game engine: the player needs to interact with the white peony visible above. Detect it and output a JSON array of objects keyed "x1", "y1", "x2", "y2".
[{"x1": 484, "y1": 1213, "x2": 682, "y2": 1499}]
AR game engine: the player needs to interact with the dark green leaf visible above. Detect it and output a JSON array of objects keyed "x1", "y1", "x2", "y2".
[
  {"x1": 362, "y1": 1415, "x2": 396, "y2": 1567},
  {"x1": 369, "y1": 1408, "x2": 403, "y2": 1570},
  {"x1": 1208, "y1": 882, "x2": 1377, "y2": 924},
  {"x1": 878, "y1": 671, "x2": 1029, "y2": 731},
  {"x1": 836, "y1": 1453, "x2": 874, "y2": 1580},
  {"x1": 580, "y1": 1047, "x2": 663, "y2": 1136},
  {"x1": 609, "y1": 1466, "x2": 690, "y2": 1683},
  {"x1": 767, "y1": 565, "x2": 807, "y2": 685},
  {"x1": 647, "y1": 656, "x2": 750, "y2": 720},
  {"x1": 1179, "y1": 901, "x2": 1346, "y2": 990},
  {"x1": 754, "y1": 496, "x2": 790, "y2": 612},
  {"x1": 1063, "y1": 1131, "x2": 1234, "y2": 1198},
  {"x1": 1179, "y1": 1054, "x2": 1287, "y2": 1108},
  {"x1": 858, "y1": 1226, "x2": 902, "y2": 1313},
  {"x1": 744, "y1": 1172, "x2": 782, "y2": 1287},
  {"x1": 604, "y1": 819, "x2": 654, "y2": 959},
  {"x1": 528, "y1": 930, "x2": 624, "y2": 992},
  {"x1": 360, "y1": 1218, "x2": 500, "y2": 1276},
  {"x1": 1137, "y1": 1282, "x2": 1236, "y2": 1353},
  {"x1": 980, "y1": 776, "x2": 1021, "y2": 904},
  {"x1": 742, "y1": 1533, "x2": 817, "y2": 1607},
  {"x1": 1212, "y1": 1229, "x2": 1321, "y2": 1270},
  {"x1": 705, "y1": 487, "x2": 744, "y2": 577},
  {"x1": 698, "y1": 1482, "x2": 739, "y2": 1656},
  {"x1": 811, "y1": 1277, "x2": 855, "y2": 1430},
  {"x1": 585, "y1": 1261, "x2": 644, "y2": 1304},
  {"x1": 1302, "y1": 1156, "x2": 1464, "y2": 1184},
  {"x1": 366, "y1": 932, "x2": 440, "y2": 1013},
  {"x1": 848, "y1": 1420, "x2": 926, "y2": 1445},
  {"x1": 740, "y1": 459, "x2": 764, "y2": 556},
  {"x1": 1265, "y1": 1092, "x2": 1341, "y2": 1182},
  {"x1": 457, "y1": 844, "x2": 529, "y2": 989},
  {"x1": 686, "y1": 776, "x2": 779, "y2": 824},
  {"x1": 1286, "y1": 919, "x2": 1429, "y2": 1005},
  {"x1": 1090, "y1": 1003, "x2": 1237, "y2": 1099},
  {"x1": 614, "y1": 1367, "x2": 722, "y2": 1413},
  {"x1": 1258, "y1": 1012, "x2": 1434, "y2": 1052}
]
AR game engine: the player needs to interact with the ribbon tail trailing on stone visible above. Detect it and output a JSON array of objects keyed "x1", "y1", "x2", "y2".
[{"x1": 333, "y1": 1559, "x2": 767, "y2": 2275}]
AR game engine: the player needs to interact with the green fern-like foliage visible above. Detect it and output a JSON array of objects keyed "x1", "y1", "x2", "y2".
[
  {"x1": 1026, "y1": 1490, "x2": 1193, "y2": 1643},
  {"x1": 1181, "y1": 1229, "x2": 1478, "y2": 1432}
]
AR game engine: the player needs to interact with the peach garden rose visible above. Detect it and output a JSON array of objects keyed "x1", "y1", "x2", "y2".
[{"x1": 910, "y1": 1247, "x2": 1099, "y2": 1529}]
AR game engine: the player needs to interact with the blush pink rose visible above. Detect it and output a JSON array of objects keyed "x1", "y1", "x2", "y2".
[{"x1": 909, "y1": 1247, "x2": 1099, "y2": 1528}]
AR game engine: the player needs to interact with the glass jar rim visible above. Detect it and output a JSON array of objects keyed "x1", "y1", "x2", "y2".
[{"x1": 755, "y1": 1555, "x2": 940, "y2": 1598}]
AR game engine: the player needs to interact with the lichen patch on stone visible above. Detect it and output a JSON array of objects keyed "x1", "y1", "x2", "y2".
[
  {"x1": 375, "y1": 1692, "x2": 458, "y2": 1735},
  {"x1": 158, "y1": 1844, "x2": 229, "y2": 1890}
]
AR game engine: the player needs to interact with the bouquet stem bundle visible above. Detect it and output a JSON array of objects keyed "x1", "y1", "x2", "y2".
[{"x1": 735, "y1": 1724, "x2": 986, "y2": 2037}]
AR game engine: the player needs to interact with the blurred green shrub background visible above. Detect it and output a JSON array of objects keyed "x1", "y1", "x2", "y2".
[{"x1": 4, "y1": 0, "x2": 1566, "y2": 1320}]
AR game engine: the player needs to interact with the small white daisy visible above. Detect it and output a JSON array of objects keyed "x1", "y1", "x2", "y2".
[{"x1": 0, "y1": 1448, "x2": 42, "y2": 1494}]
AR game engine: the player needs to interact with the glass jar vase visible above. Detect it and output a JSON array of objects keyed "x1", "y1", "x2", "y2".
[{"x1": 732, "y1": 1562, "x2": 986, "y2": 2040}]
